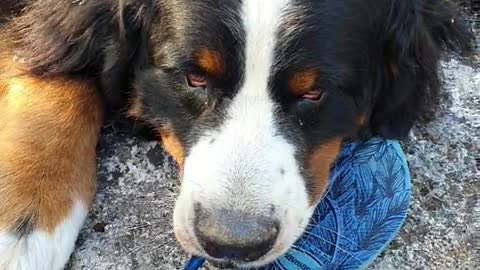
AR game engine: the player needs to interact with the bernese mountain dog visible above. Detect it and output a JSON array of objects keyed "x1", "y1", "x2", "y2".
[{"x1": 0, "y1": 0, "x2": 474, "y2": 269}]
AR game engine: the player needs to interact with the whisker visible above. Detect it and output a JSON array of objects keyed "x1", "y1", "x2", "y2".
[
  {"x1": 146, "y1": 239, "x2": 176, "y2": 255},
  {"x1": 126, "y1": 229, "x2": 174, "y2": 255},
  {"x1": 315, "y1": 172, "x2": 342, "y2": 203},
  {"x1": 127, "y1": 238, "x2": 160, "y2": 256},
  {"x1": 304, "y1": 224, "x2": 361, "y2": 248},
  {"x1": 292, "y1": 244, "x2": 330, "y2": 260},
  {"x1": 317, "y1": 185, "x2": 332, "y2": 203},
  {"x1": 124, "y1": 223, "x2": 154, "y2": 231},
  {"x1": 124, "y1": 221, "x2": 167, "y2": 232},
  {"x1": 301, "y1": 231, "x2": 363, "y2": 263},
  {"x1": 108, "y1": 220, "x2": 173, "y2": 236}
]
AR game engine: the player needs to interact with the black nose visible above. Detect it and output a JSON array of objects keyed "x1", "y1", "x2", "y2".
[{"x1": 194, "y1": 204, "x2": 279, "y2": 262}]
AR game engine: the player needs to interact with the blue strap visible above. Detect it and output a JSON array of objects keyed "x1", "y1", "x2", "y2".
[{"x1": 183, "y1": 256, "x2": 205, "y2": 270}]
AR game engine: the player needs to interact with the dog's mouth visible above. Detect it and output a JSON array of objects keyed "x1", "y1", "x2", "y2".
[
  {"x1": 208, "y1": 258, "x2": 251, "y2": 269},
  {"x1": 174, "y1": 222, "x2": 286, "y2": 269},
  {"x1": 200, "y1": 252, "x2": 279, "y2": 269},
  {"x1": 174, "y1": 200, "x2": 314, "y2": 269}
]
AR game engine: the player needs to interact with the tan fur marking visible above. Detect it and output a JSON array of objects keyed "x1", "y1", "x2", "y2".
[
  {"x1": 0, "y1": 57, "x2": 103, "y2": 233},
  {"x1": 289, "y1": 69, "x2": 318, "y2": 96},
  {"x1": 127, "y1": 97, "x2": 185, "y2": 172},
  {"x1": 157, "y1": 129, "x2": 185, "y2": 171},
  {"x1": 389, "y1": 63, "x2": 399, "y2": 77},
  {"x1": 306, "y1": 137, "x2": 343, "y2": 205},
  {"x1": 357, "y1": 114, "x2": 367, "y2": 126},
  {"x1": 195, "y1": 48, "x2": 224, "y2": 77},
  {"x1": 128, "y1": 94, "x2": 143, "y2": 119}
]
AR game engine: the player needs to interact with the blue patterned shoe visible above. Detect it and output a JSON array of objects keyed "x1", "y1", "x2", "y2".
[{"x1": 185, "y1": 138, "x2": 411, "y2": 270}]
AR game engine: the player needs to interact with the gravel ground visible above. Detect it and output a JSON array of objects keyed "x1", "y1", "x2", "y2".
[
  {"x1": 66, "y1": 57, "x2": 479, "y2": 270},
  {"x1": 0, "y1": 1, "x2": 474, "y2": 270}
]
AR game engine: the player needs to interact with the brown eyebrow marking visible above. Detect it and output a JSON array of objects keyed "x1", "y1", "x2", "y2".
[
  {"x1": 195, "y1": 48, "x2": 224, "y2": 77},
  {"x1": 357, "y1": 114, "x2": 367, "y2": 126},
  {"x1": 289, "y1": 69, "x2": 318, "y2": 95}
]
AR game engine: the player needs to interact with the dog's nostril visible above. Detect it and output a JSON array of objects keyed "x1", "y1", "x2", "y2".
[{"x1": 194, "y1": 205, "x2": 279, "y2": 262}]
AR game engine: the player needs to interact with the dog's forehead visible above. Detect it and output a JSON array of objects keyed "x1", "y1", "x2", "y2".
[
  {"x1": 150, "y1": 0, "x2": 363, "y2": 107},
  {"x1": 154, "y1": 0, "x2": 325, "y2": 76}
]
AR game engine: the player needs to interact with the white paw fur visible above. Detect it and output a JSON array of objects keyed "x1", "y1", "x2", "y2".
[{"x1": 0, "y1": 200, "x2": 88, "y2": 270}]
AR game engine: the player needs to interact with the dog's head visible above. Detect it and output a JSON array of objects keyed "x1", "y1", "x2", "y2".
[{"x1": 11, "y1": 0, "x2": 473, "y2": 267}]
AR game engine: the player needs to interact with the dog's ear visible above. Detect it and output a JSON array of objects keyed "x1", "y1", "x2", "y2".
[
  {"x1": 368, "y1": 0, "x2": 474, "y2": 139},
  {"x1": 10, "y1": 0, "x2": 154, "y2": 108}
]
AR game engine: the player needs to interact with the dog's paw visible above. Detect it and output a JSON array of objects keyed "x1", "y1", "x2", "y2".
[{"x1": 0, "y1": 200, "x2": 88, "y2": 270}]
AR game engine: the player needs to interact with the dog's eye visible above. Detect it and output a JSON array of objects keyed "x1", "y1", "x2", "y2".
[
  {"x1": 187, "y1": 73, "x2": 208, "y2": 89},
  {"x1": 301, "y1": 90, "x2": 325, "y2": 101}
]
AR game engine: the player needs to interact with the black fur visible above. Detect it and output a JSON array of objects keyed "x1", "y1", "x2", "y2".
[
  {"x1": 0, "y1": 0, "x2": 23, "y2": 22},
  {"x1": 14, "y1": 213, "x2": 36, "y2": 238},
  {"x1": 9, "y1": 0, "x2": 153, "y2": 109},
  {"x1": 6, "y1": 0, "x2": 475, "y2": 142},
  {"x1": 368, "y1": 0, "x2": 474, "y2": 138}
]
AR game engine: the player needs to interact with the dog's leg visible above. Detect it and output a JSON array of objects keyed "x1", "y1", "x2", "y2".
[{"x1": 0, "y1": 68, "x2": 103, "y2": 270}]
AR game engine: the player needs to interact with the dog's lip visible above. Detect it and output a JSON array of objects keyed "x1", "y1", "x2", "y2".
[
  {"x1": 208, "y1": 258, "x2": 250, "y2": 269},
  {"x1": 204, "y1": 253, "x2": 274, "y2": 269},
  {"x1": 176, "y1": 216, "x2": 278, "y2": 269},
  {"x1": 179, "y1": 226, "x2": 287, "y2": 269},
  {"x1": 209, "y1": 259, "x2": 236, "y2": 269}
]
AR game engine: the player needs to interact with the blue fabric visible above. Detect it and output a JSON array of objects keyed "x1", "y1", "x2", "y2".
[
  {"x1": 184, "y1": 257, "x2": 206, "y2": 270},
  {"x1": 184, "y1": 138, "x2": 411, "y2": 270}
]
